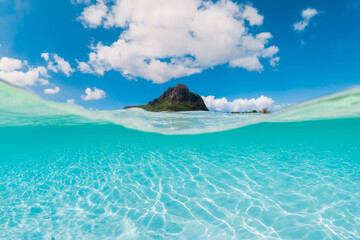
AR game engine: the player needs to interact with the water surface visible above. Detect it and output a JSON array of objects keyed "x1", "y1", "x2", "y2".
[{"x1": 0, "y1": 82, "x2": 359, "y2": 239}]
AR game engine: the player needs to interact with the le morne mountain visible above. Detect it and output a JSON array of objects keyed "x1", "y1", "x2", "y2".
[{"x1": 125, "y1": 84, "x2": 209, "y2": 112}]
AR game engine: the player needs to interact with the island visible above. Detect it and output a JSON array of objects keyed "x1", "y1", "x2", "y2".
[{"x1": 124, "y1": 84, "x2": 209, "y2": 112}]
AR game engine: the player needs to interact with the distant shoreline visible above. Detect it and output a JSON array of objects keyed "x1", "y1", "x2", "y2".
[{"x1": 231, "y1": 108, "x2": 271, "y2": 114}]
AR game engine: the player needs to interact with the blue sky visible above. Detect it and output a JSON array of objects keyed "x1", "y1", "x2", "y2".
[{"x1": 0, "y1": 0, "x2": 359, "y2": 111}]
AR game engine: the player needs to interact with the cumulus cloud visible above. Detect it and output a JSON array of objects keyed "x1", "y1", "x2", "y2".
[
  {"x1": 41, "y1": 52, "x2": 49, "y2": 62},
  {"x1": 78, "y1": 0, "x2": 108, "y2": 28},
  {"x1": 77, "y1": 0, "x2": 279, "y2": 83},
  {"x1": 81, "y1": 87, "x2": 106, "y2": 101},
  {"x1": 77, "y1": 60, "x2": 93, "y2": 73},
  {"x1": 42, "y1": 52, "x2": 75, "y2": 77},
  {"x1": 44, "y1": 86, "x2": 60, "y2": 94},
  {"x1": 0, "y1": 56, "x2": 49, "y2": 87},
  {"x1": 71, "y1": 0, "x2": 91, "y2": 5},
  {"x1": 242, "y1": 5, "x2": 264, "y2": 26},
  {"x1": 66, "y1": 98, "x2": 75, "y2": 104},
  {"x1": 0, "y1": 57, "x2": 23, "y2": 71},
  {"x1": 270, "y1": 56, "x2": 280, "y2": 67},
  {"x1": 273, "y1": 103, "x2": 291, "y2": 111},
  {"x1": 293, "y1": 8, "x2": 319, "y2": 32},
  {"x1": 202, "y1": 95, "x2": 274, "y2": 112}
]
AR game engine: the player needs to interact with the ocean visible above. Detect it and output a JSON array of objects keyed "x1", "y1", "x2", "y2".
[{"x1": 0, "y1": 81, "x2": 360, "y2": 239}]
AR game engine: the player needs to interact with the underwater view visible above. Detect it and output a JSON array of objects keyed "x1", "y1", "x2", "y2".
[
  {"x1": 1, "y1": 0, "x2": 360, "y2": 239},
  {"x1": 1, "y1": 82, "x2": 360, "y2": 239}
]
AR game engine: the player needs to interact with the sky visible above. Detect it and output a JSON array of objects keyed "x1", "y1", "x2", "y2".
[{"x1": 0, "y1": 0, "x2": 359, "y2": 111}]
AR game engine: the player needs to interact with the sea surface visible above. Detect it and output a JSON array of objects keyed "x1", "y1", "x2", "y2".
[{"x1": 0, "y1": 81, "x2": 360, "y2": 239}]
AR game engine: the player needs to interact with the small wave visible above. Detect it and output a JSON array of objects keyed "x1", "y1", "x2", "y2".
[
  {"x1": 0, "y1": 81, "x2": 266, "y2": 134},
  {"x1": 0, "y1": 81, "x2": 359, "y2": 134},
  {"x1": 268, "y1": 86, "x2": 360, "y2": 122}
]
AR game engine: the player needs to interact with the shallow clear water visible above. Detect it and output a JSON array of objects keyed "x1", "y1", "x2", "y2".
[{"x1": 0, "y1": 82, "x2": 360, "y2": 239}]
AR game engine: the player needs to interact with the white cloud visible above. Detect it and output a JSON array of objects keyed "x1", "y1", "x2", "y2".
[
  {"x1": 53, "y1": 54, "x2": 75, "y2": 77},
  {"x1": 202, "y1": 95, "x2": 274, "y2": 112},
  {"x1": 42, "y1": 52, "x2": 75, "y2": 77},
  {"x1": 270, "y1": 56, "x2": 280, "y2": 67},
  {"x1": 71, "y1": 0, "x2": 91, "y2": 5},
  {"x1": 273, "y1": 103, "x2": 291, "y2": 111},
  {"x1": 0, "y1": 56, "x2": 49, "y2": 87},
  {"x1": 0, "y1": 57, "x2": 23, "y2": 71},
  {"x1": 242, "y1": 5, "x2": 264, "y2": 26},
  {"x1": 77, "y1": 0, "x2": 279, "y2": 83},
  {"x1": 66, "y1": 98, "x2": 75, "y2": 104},
  {"x1": 230, "y1": 56, "x2": 263, "y2": 71},
  {"x1": 78, "y1": 0, "x2": 108, "y2": 28},
  {"x1": 41, "y1": 52, "x2": 49, "y2": 62},
  {"x1": 77, "y1": 60, "x2": 93, "y2": 73},
  {"x1": 44, "y1": 86, "x2": 60, "y2": 94},
  {"x1": 293, "y1": 8, "x2": 319, "y2": 32},
  {"x1": 81, "y1": 87, "x2": 106, "y2": 101}
]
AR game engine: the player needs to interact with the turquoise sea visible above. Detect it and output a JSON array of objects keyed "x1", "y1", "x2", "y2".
[{"x1": 1, "y1": 81, "x2": 360, "y2": 239}]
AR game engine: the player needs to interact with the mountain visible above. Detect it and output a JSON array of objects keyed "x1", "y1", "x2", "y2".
[{"x1": 124, "y1": 84, "x2": 209, "y2": 112}]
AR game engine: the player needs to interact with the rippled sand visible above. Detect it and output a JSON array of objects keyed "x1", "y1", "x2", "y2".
[{"x1": 1, "y1": 119, "x2": 359, "y2": 239}]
